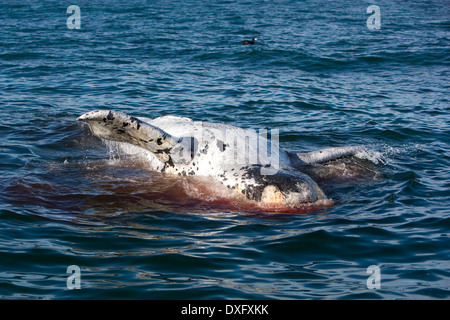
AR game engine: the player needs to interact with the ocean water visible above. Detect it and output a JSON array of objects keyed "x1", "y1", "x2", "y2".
[{"x1": 0, "y1": 0, "x2": 449, "y2": 300}]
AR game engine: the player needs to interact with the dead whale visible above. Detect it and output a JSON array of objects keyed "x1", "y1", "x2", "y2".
[{"x1": 78, "y1": 110, "x2": 366, "y2": 208}]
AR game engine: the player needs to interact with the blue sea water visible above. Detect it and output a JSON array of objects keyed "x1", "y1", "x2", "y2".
[{"x1": 0, "y1": 0, "x2": 449, "y2": 300}]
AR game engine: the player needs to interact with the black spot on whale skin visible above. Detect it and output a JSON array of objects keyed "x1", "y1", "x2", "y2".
[
  {"x1": 244, "y1": 184, "x2": 264, "y2": 201},
  {"x1": 129, "y1": 117, "x2": 141, "y2": 130},
  {"x1": 162, "y1": 156, "x2": 175, "y2": 172},
  {"x1": 107, "y1": 111, "x2": 115, "y2": 121},
  {"x1": 155, "y1": 148, "x2": 171, "y2": 155},
  {"x1": 216, "y1": 140, "x2": 227, "y2": 152},
  {"x1": 200, "y1": 144, "x2": 209, "y2": 154}
]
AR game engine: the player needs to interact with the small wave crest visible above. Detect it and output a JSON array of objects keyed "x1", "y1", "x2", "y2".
[
  {"x1": 354, "y1": 147, "x2": 387, "y2": 165},
  {"x1": 355, "y1": 143, "x2": 427, "y2": 166}
]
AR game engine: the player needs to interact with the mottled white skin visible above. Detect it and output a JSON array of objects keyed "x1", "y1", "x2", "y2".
[{"x1": 78, "y1": 110, "x2": 362, "y2": 207}]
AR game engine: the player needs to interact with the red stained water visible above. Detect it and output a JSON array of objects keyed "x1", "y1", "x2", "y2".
[{"x1": 3, "y1": 158, "x2": 338, "y2": 216}]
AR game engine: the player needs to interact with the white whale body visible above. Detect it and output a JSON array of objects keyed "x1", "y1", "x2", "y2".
[{"x1": 78, "y1": 110, "x2": 363, "y2": 207}]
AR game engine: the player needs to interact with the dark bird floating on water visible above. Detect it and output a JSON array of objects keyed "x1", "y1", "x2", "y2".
[{"x1": 242, "y1": 37, "x2": 257, "y2": 45}]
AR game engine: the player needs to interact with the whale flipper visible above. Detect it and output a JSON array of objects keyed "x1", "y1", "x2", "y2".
[
  {"x1": 77, "y1": 110, "x2": 181, "y2": 166},
  {"x1": 291, "y1": 146, "x2": 363, "y2": 166}
]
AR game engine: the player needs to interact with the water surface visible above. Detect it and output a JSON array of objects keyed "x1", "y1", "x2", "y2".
[{"x1": 0, "y1": 0, "x2": 449, "y2": 299}]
